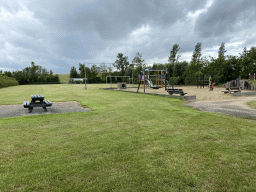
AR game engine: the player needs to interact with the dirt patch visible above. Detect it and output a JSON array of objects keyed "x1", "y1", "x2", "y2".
[
  {"x1": 186, "y1": 97, "x2": 256, "y2": 118},
  {"x1": 0, "y1": 101, "x2": 92, "y2": 119}
]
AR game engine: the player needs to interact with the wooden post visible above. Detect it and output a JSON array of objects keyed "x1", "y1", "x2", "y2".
[{"x1": 143, "y1": 69, "x2": 145, "y2": 93}]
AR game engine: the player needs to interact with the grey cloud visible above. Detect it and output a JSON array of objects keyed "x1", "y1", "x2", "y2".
[
  {"x1": 54, "y1": 34, "x2": 93, "y2": 59},
  {"x1": 1, "y1": 0, "x2": 255, "y2": 74},
  {"x1": 195, "y1": 0, "x2": 256, "y2": 38},
  {"x1": 28, "y1": 0, "x2": 208, "y2": 40}
]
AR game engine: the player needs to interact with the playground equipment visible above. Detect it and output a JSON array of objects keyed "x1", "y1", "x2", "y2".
[
  {"x1": 106, "y1": 76, "x2": 131, "y2": 88},
  {"x1": 138, "y1": 69, "x2": 166, "y2": 88},
  {"x1": 197, "y1": 74, "x2": 212, "y2": 89},
  {"x1": 222, "y1": 76, "x2": 256, "y2": 91},
  {"x1": 137, "y1": 69, "x2": 174, "y2": 92},
  {"x1": 136, "y1": 68, "x2": 188, "y2": 96}
]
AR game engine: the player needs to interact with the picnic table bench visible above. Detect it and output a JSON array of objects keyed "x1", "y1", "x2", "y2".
[
  {"x1": 23, "y1": 95, "x2": 52, "y2": 113},
  {"x1": 166, "y1": 88, "x2": 187, "y2": 96},
  {"x1": 222, "y1": 87, "x2": 241, "y2": 94}
]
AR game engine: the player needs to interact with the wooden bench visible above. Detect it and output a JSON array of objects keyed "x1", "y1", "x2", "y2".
[
  {"x1": 44, "y1": 100, "x2": 52, "y2": 106},
  {"x1": 222, "y1": 87, "x2": 241, "y2": 94},
  {"x1": 166, "y1": 88, "x2": 187, "y2": 96},
  {"x1": 23, "y1": 95, "x2": 52, "y2": 113},
  {"x1": 23, "y1": 101, "x2": 30, "y2": 108}
]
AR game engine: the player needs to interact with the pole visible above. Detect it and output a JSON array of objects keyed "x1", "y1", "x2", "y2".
[
  {"x1": 143, "y1": 69, "x2": 145, "y2": 93},
  {"x1": 85, "y1": 70, "x2": 87, "y2": 90},
  {"x1": 110, "y1": 63, "x2": 112, "y2": 88},
  {"x1": 132, "y1": 68, "x2": 134, "y2": 87}
]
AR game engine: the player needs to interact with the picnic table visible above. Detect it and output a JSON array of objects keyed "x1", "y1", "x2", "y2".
[
  {"x1": 23, "y1": 95, "x2": 52, "y2": 113},
  {"x1": 166, "y1": 88, "x2": 187, "y2": 96},
  {"x1": 222, "y1": 87, "x2": 241, "y2": 94}
]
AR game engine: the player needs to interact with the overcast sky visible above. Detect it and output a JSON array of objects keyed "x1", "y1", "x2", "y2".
[{"x1": 0, "y1": 0, "x2": 256, "y2": 74}]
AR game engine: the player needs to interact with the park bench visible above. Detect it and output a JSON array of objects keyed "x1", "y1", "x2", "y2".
[
  {"x1": 222, "y1": 87, "x2": 241, "y2": 94},
  {"x1": 166, "y1": 88, "x2": 187, "y2": 96},
  {"x1": 23, "y1": 95, "x2": 52, "y2": 113}
]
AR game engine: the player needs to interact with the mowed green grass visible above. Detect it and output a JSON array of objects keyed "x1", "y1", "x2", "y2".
[
  {"x1": 1, "y1": 84, "x2": 256, "y2": 191},
  {"x1": 248, "y1": 100, "x2": 256, "y2": 109}
]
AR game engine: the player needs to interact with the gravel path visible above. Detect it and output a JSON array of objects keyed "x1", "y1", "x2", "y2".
[
  {"x1": 0, "y1": 101, "x2": 92, "y2": 118},
  {"x1": 185, "y1": 97, "x2": 256, "y2": 118}
]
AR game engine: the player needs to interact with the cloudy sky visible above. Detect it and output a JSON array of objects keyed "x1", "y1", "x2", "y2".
[{"x1": 0, "y1": 0, "x2": 256, "y2": 74}]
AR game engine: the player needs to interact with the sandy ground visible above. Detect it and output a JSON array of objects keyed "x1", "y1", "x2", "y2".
[
  {"x1": 120, "y1": 85, "x2": 256, "y2": 118},
  {"x1": 124, "y1": 85, "x2": 253, "y2": 101}
]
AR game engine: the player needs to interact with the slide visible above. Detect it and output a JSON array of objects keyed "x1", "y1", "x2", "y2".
[{"x1": 146, "y1": 79, "x2": 159, "y2": 89}]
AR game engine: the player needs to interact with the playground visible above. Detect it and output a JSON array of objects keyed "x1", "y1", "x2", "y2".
[
  {"x1": 121, "y1": 85, "x2": 253, "y2": 101},
  {"x1": 106, "y1": 69, "x2": 255, "y2": 101}
]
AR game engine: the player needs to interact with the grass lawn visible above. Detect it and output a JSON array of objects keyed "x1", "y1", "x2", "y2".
[
  {"x1": 1, "y1": 84, "x2": 256, "y2": 191},
  {"x1": 247, "y1": 100, "x2": 256, "y2": 109},
  {"x1": 58, "y1": 74, "x2": 70, "y2": 84}
]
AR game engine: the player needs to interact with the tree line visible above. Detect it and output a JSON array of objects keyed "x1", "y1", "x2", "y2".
[
  {"x1": 69, "y1": 52, "x2": 146, "y2": 84},
  {"x1": 70, "y1": 43, "x2": 256, "y2": 85},
  {"x1": 0, "y1": 62, "x2": 60, "y2": 85}
]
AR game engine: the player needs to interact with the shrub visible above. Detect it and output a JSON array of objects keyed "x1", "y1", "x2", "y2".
[
  {"x1": 0, "y1": 73, "x2": 19, "y2": 88},
  {"x1": 171, "y1": 77, "x2": 181, "y2": 85}
]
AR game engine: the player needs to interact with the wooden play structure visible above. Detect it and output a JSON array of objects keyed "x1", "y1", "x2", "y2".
[
  {"x1": 137, "y1": 69, "x2": 169, "y2": 90},
  {"x1": 137, "y1": 68, "x2": 187, "y2": 96},
  {"x1": 222, "y1": 76, "x2": 256, "y2": 91}
]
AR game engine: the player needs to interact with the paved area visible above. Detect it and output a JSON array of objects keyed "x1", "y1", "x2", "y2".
[
  {"x1": 0, "y1": 101, "x2": 92, "y2": 118},
  {"x1": 185, "y1": 97, "x2": 256, "y2": 118}
]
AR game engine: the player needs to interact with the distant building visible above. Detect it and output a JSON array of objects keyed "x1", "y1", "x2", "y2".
[{"x1": 69, "y1": 78, "x2": 88, "y2": 84}]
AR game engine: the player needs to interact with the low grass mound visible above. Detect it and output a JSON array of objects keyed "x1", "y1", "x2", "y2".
[
  {"x1": 0, "y1": 84, "x2": 256, "y2": 191},
  {"x1": 0, "y1": 73, "x2": 19, "y2": 88},
  {"x1": 58, "y1": 74, "x2": 70, "y2": 84}
]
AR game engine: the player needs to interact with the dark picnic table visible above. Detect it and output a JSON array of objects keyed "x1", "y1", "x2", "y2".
[{"x1": 23, "y1": 95, "x2": 52, "y2": 113}]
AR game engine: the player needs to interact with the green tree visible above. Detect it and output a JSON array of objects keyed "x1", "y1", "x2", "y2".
[
  {"x1": 168, "y1": 44, "x2": 180, "y2": 64},
  {"x1": 184, "y1": 43, "x2": 204, "y2": 85},
  {"x1": 30, "y1": 61, "x2": 39, "y2": 83},
  {"x1": 3, "y1": 71, "x2": 13, "y2": 77},
  {"x1": 85, "y1": 67, "x2": 91, "y2": 81},
  {"x1": 132, "y1": 52, "x2": 145, "y2": 68},
  {"x1": 99, "y1": 63, "x2": 108, "y2": 82},
  {"x1": 70, "y1": 66, "x2": 79, "y2": 78},
  {"x1": 218, "y1": 42, "x2": 227, "y2": 59},
  {"x1": 248, "y1": 46, "x2": 256, "y2": 74},
  {"x1": 191, "y1": 42, "x2": 202, "y2": 64},
  {"x1": 90, "y1": 65, "x2": 100, "y2": 83},
  {"x1": 166, "y1": 63, "x2": 174, "y2": 78},
  {"x1": 113, "y1": 53, "x2": 129, "y2": 76},
  {"x1": 223, "y1": 55, "x2": 241, "y2": 82},
  {"x1": 214, "y1": 42, "x2": 227, "y2": 84},
  {"x1": 239, "y1": 47, "x2": 254, "y2": 78},
  {"x1": 79, "y1": 63, "x2": 86, "y2": 78}
]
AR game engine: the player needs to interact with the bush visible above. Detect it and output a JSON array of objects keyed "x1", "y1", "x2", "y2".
[
  {"x1": 0, "y1": 73, "x2": 19, "y2": 88},
  {"x1": 171, "y1": 77, "x2": 181, "y2": 85}
]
